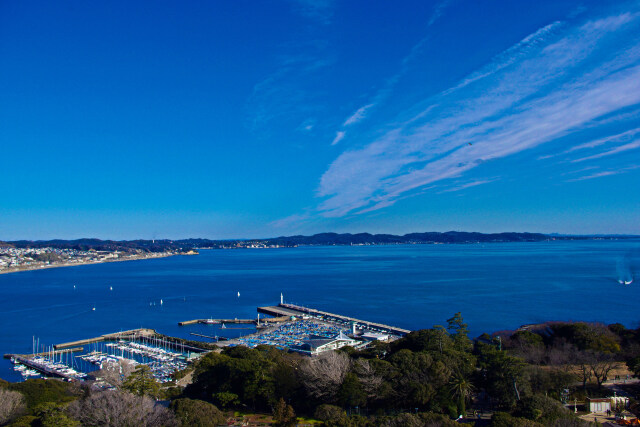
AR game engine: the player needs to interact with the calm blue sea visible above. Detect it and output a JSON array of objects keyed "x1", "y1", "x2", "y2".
[{"x1": 1, "y1": 240, "x2": 638, "y2": 382}]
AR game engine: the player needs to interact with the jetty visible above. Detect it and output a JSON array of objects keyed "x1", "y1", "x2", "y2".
[
  {"x1": 179, "y1": 318, "x2": 254, "y2": 326},
  {"x1": 190, "y1": 333, "x2": 228, "y2": 341},
  {"x1": 10, "y1": 355, "x2": 77, "y2": 380},
  {"x1": 4, "y1": 347, "x2": 83, "y2": 360},
  {"x1": 54, "y1": 328, "x2": 156, "y2": 349},
  {"x1": 178, "y1": 315, "x2": 290, "y2": 327},
  {"x1": 258, "y1": 303, "x2": 411, "y2": 336}
]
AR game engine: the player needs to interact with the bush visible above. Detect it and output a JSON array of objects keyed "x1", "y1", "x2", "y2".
[
  {"x1": 170, "y1": 398, "x2": 225, "y2": 427},
  {"x1": 314, "y1": 404, "x2": 346, "y2": 422},
  {"x1": 8, "y1": 379, "x2": 79, "y2": 412},
  {"x1": 514, "y1": 394, "x2": 572, "y2": 423}
]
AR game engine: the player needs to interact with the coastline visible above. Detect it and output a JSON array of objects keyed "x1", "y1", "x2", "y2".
[{"x1": 0, "y1": 252, "x2": 178, "y2": 276}]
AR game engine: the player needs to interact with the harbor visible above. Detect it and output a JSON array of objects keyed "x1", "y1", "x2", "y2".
[
  {"x1": 5, "y1": 328, "x2": 208, "y2": 383},
  {"x1": 3, "y1": 298, "x2": 411, "y2": 382},
  {"x1": 258, "y1": 302, "x2": 412, "y2": 336}
]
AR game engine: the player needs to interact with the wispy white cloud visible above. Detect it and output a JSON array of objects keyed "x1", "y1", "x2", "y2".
[
  {"x1": 441, "y1": 21, "x2": 564, "y2": 97},
  {"x1": 566, "y1": 127, "x2": 640, "y2": 153},
  {"x1": 270, "y1": 212, "x2": 311, "y2": 229},
  {"x1": 572, "y1": 139, "x2": 640, "y2": 162},
  {"x1": 330, "y1": 0, "x2": 455, "y2": 139},
  {"x1": 440, "y1": 179, "x2": 496, "y2": 193},
  {"x1": 316, "y1": 8, "x2": 640, "y2": 217},
  {"x1": 290, "y1": 0, "x2": 334, "y2": 24},
  {"x1": 568, "y1": 165, "x2": 640, "y2": 181},
  {"x1": 343, "y1": 104, "x2": 375, "y2": 126},
  {"x1": 248, "y1": 55, "x2": 332, "y2": 132},
  {"x1": 331, "y1": 131, "x2": 345, "y2": 145}
]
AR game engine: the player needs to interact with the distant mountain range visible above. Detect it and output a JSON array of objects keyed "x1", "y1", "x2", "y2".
[{"x1": 1, "y1": 231, "x2": 637, "y2": 252}]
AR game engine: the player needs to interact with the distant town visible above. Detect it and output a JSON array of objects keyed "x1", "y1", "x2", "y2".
[{"x1": 0, "y1": 246, "x2": 184, "y2": 274}]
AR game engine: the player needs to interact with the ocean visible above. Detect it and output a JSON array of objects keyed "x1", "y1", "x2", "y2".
[{"x1": 0, "y1": 240, "x2": 638, "y2": 382}]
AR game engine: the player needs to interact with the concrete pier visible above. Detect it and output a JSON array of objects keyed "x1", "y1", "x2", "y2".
[
  {"x1": 258, "y1": 303, "x2": 411, "y2": 336},
  {"x1": 54, "y1": 328, "x2": 156, "y2": 349},
  {"x1": 4, "y1": 347, "x2": 84, "y2": 360},
  {"x1": 178, "y1": 318, "x2": 255, "y2": 326}
]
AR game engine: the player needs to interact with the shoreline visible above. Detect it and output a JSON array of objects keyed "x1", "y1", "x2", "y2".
[{"x1": 0, "y1": 252, "x2": 178, "y2": 276}]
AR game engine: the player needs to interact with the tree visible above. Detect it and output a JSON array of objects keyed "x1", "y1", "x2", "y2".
[
  {"x1": 122, "y1": 365, "x2": 160, "y2": 398},
  {"x1": 213, "y1": 391, "x2": 239, "y2": 409},
  {"x1": 272, "y1": 397, "x2": 296, "y2": 427},
  {"x1": 298, "y1": 351, "x2": 351, "y2": 403},
  {"x1": 449, "y1": 373, "x2": 474, "y2": 417},
  {"x1": 514, "y1": 394, "x2": 572, "y2": 423},
  {"x1": 447, "y1": 313, "x2": 472, "y2": 352},
  {"x1": 31, "y1": 402, "x2": 79, "y2": 427},
  {"x1": 573, "y1": 351, "x2": 594, "y2": 389},
  {"x1": 353, "y1": 359, "x2": 383, "y2": 401},
  {"x1": 338, "y1": 373, "x2": 367, "y2": 409},
  {"x1": 67, "y1": 390, "x2": 177, "y2": 427},
  {"x1": 627, "y1": 355, "x2": 640, "y2": 378},
  {"x1": 170, "y1": 398, "x2": 225, "y2": 427},
  {"x1": 0, "y1": 388, "x2": 25, "y2": 425},
  {"x1": 589, "y1": 353, "x2": 619, "y2": 387},
  {"x1": 8, "y1": 378, "x2": 79, "y2": 410},
  {"x1": 92, "y1": 358, "x2": 137, "y2": 388},
  {"x1": 478, "y1": 347, "x2": 526, "y2": 409}
]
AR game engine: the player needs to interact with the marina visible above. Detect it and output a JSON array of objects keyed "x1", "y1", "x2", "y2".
[
  {"x1": 5, "y1": 329, "x2": 208, "y2": 384},
  {"x1": 3, "y1": 299, "x2": 410, "y2": 382}
]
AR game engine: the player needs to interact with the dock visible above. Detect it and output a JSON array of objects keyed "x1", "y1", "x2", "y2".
[
  {"x1": 178, "y1": 318, "x2": 255, "y2": 326},
  {"x1": 54, "y1": 328, "x2": 157, "y2": 349},
  {"x1": 178, "y1": 315, "x2": 290, "y2": 327},
  {"x1": 4, "y1": 347, "x2": 84, "y2": 359},
  {"x1": 257, "y1": 303, "x2": 411, "y2": 336},
  {"x1": 10, "y1": 355, "x2": 74, "y2": 380},
  {"x1": 190, "y1": 333, "x2": 228, "y2": 341}
]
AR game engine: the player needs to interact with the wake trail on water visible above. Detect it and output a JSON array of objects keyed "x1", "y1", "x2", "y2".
[{"x1": 616, "y1": 252, "x2": 636, "y2": 285}]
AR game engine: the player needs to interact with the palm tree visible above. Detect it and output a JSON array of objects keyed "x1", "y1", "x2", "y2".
[{"x1": 450, "y1": 373, "x2": 474, "y2": 418}]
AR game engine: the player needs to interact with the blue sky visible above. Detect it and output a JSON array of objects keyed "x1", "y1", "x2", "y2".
[{"x1": 1, "y1": 0, "x2": 639, "y2": 240}]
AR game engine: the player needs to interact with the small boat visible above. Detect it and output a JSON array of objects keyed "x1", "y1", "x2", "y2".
[
  {"x1": 625, "y1": 279, "x2": 633, "y2": 285},
  {"x1": 92, "y1": 307, "x2": 96, "y2": 311},
  {"x1": 237, "y1": 292, "x2": 240, "y2": 297},
  {"x1": 160, "y1": 299, "x2": 163, "y2": 305},
  {"x1": 110, "y1": 286, "x2": 113, "y2": 291}
]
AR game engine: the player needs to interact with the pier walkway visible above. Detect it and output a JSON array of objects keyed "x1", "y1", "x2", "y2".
[
  {"x1": 178, "y1": 315, "x2": 290, "y2": 327},
  {"x1": 54, "y1": 328, "x2": 156, "y2": 349},
  {"x1": 257, "y1": 303, "x2": 411, "y2": 336}
]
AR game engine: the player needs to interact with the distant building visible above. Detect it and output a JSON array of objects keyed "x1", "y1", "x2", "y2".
[
  {"x1": 586, "y1": 397, "x2": 611, "y2": 413},
  {"x1": 292, "y1": 332, "x2": 359, "y2": 355},
  {"x1": 360, "y1": 331, "x2": 390, "y2": 341}
]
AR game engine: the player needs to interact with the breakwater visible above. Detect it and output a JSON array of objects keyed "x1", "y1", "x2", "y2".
[{"x1": 258, "y1": 303, "x2": 411, "y2": 336}]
